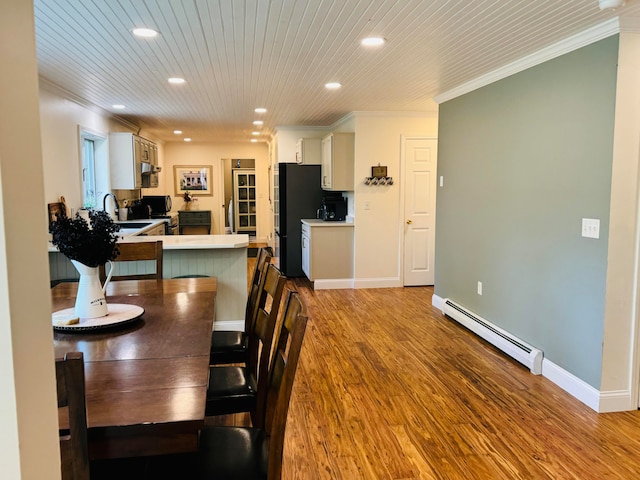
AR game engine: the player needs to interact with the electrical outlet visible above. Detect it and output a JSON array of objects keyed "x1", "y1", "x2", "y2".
[
  {"x1": 477, "y1": 281, "x2": 483, "y2": 295},
  {"x1": 581, "y1": 218, "x2": 600, "y2": 239}
]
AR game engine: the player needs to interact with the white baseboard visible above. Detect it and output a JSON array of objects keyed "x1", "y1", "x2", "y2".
[
  {"x1": 431, "y1": 294, "x2": 445, "y2": 312},
  {"x1": 598, "y1": 389, "x2": 635, "y2": 413},
  {"x1": 213, "y1": 320, "x2": 244, "y2": 331},
  {"x1": 353, "y1": 277, "x2": 402, "y2": 289},
  {"x1": 313, "y1": 278, "x2": 355, "y2": 290},
  {"x1": 541, "y1": 359, "x2": 600, "y2": 411}
]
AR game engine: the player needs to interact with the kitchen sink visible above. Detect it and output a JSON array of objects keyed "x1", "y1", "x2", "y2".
[{"x1": 116, "y1": 222, "x2": 152, "y2": 228}]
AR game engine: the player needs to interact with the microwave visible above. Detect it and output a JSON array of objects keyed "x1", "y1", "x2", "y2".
[
  {"x1": 141, "y1": 195, "x2": 172, "y2": 215},
  {"x1": 141, "y1": 163, "x2": 160, "y2": 188}
]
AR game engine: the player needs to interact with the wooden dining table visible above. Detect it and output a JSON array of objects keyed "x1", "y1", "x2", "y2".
[{"x1": 52, "y1": 278, "x2": 217, "y2": 460}]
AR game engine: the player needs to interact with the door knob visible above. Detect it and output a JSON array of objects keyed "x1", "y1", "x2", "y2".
[{"x1": 406, "y1": 219, "x2": 412, "y2": 225}]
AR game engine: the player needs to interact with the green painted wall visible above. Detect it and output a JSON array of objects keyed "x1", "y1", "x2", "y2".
[{"x1": 435, "y1": 36, "x2": 619, "y2": 388}]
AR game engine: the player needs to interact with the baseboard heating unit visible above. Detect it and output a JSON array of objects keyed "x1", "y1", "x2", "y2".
[{"x1": 443, "y1": 299, "x2": 543, "y2": 375}]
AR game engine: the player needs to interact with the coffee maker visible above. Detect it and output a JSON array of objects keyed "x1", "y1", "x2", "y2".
[{"x1": 318, "y1": 193, "x2": 347, "y2": 221}]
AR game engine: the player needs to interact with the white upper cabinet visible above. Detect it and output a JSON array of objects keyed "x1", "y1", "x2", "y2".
[
  {"x1": 109, "y1": 133, "x2": 158, "y2": 189},
  {"x1": 321, "y1": 132, "x2": 354, "y2": 191}
]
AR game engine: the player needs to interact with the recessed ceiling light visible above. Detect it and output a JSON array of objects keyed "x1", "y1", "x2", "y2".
[
  {"x1": 132, "y1": 28, "x2": 158, "y2": 38},
  {"x1": 252, "y1": 131, "x2": 260, "y2": 136},
  {"x1": 361, "y1": 37, "x2": 386, "y2": 47},
  {"x1": 325, "y1": 82, "x2": 342, "y2": 90},
  {"x1": 184, "y1": 138, "x2": 192, "y2": 142},
  {"x1": 168, "y1": 77, "x2": 186, "y2": 84},
  {"x1": 599, "y1": 0, "x2": 625, "y2": 10},
  {"x1": 112, "y1": 104, "x2": 125, "y2": 109},
  {"x1": 173, "y1": 130, "x2": 183, "y2": 134},
  {"x1": 253, "y1": 120, "x2": 264, "y2": 126},
  {"x1": 251, "y1": 139, "x2": 258, "y2": 143},
  {"x1": 254, "y1": 107, "x2": 267, "y2": 114}
]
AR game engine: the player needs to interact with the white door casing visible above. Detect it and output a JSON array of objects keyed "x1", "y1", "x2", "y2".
[{"x1": 403, "y1": 137, "x2": 437, "y2": 286}]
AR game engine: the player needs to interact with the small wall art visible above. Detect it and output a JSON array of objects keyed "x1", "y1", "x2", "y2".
[{"x1": 174, "y1": 165, "x2": 213, "y2": 196}]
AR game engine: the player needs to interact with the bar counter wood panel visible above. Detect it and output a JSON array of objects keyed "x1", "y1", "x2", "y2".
[{"x1": 52, "y1": 278, "x2": 216, "y2": 460}]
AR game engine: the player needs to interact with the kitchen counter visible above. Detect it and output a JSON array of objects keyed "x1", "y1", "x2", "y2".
[
  {"x1": 48, "y1": 232, "x2": 250, "y2": 329},
  {"x1": 301, "y1": 218, "x2": 354, "y2": 227},
  {"x1": 301, "y1": 220, "x2": 353, "y2": 289},
  {"x1": 120, "y1": 234, "x2": 248, "y2": 249}
]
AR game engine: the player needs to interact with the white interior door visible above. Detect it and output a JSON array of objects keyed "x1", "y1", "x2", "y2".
[{"x1": 403, "y1": 137, "x2": 437, "y2": 286}]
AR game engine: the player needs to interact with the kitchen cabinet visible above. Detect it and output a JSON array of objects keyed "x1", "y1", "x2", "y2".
[
  {"x1": 233, "y1": 169, "x2": 256, "y2": 233},
  {"x1": 137, "y1": 223, "x2": 165, "y2": 236},
  {"x1": 301, "y1": 219, "x2": 353, "y2": 281},
  {"x1": 321, "y1": 132, "x2": 354, "y2": 191},
  {"x1": 109, "y1": 132, "x2": 158, "y2": 189},
  {"x1": 179, "y1": 210, "x2": 211, "y2": 235},
  {"x1": 295, "y1": 138, "x2": 321, "y2": 164}
]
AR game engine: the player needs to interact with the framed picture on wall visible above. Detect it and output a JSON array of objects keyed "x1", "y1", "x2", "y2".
[{"x1": 173, "y1": 165, "x2": 213, "y2": 196}]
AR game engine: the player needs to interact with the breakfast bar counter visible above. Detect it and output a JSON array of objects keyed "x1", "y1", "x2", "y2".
[{"x1": 49, "y1": 234, "x2": 249, "y2": 329}]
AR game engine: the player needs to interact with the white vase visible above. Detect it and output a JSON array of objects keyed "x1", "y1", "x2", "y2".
[{"x1": 71, "y1": 260, "x2": 114, "y2": 319}]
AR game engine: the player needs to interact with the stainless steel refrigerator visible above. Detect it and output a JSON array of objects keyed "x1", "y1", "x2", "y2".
[{"x1": 274, "y1": 163, "x2": 324, "y2": 277}]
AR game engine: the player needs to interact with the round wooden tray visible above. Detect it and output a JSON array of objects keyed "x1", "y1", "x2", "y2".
[{"x1": 52, "y1": 304, "x2": 144, "y2": 332}]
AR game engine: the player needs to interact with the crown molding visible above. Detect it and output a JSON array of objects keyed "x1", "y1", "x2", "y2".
[
  {"x1": 434, "y1": 18, "x2": 621, "y2": 104},
  {"x1": 38, "y1": 76, "x2": 140, "y2": 131}
]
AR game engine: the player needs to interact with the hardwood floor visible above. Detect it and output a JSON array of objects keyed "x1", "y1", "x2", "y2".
[
  {"x1": 250, "y1": 276, "x2": 640, "y2": 479},
  {"x1": 94, "y1": 258, "x2": 640, "y2": 479}
]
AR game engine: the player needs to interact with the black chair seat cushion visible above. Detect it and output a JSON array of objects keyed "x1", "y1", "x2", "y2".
[
  {"x1": 145, "y1": 427, "x2": 268, "y2": 479},
  {"x1": 210, "y1": 331, "x2": 248, "y2": 364},
  {"x1": 205, "y1": 366, "x2": 257, "y2": 416}
]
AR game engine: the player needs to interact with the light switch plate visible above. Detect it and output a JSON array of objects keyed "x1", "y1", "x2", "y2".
[{"x1": 582, "y1": 218, "x2": 600, "y2": 239}]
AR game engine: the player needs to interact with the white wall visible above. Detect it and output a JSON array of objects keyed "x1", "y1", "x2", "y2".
[
  {"x1": 352, "y1": 113, "x2": 438, "y2": 287},
  {"x1": 39, "y1": 83, "x2": 133, "y2": 212},
  {"x1": 1, "y1": 0, "x2": 60, "y2": 477},
  {"x1": 163, "y1": 142, "x2": 270, "y2": 241}
]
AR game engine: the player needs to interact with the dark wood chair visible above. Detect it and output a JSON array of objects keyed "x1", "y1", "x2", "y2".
[
  {"x1": 57, "y1": 351, "x2": 90, "y2": 480},
  {"x1": 209, "y1": 246, "x2": 273, "y2": 365},
  {"x1": 99, "y1": 240, "x2": 163, "y2": 281},
  {"x1": 147, "y1": 290, "x2": 309, "y2": 480},
  {"x1": 205, "y1": 262, "x2": 286, "y2": 427}
]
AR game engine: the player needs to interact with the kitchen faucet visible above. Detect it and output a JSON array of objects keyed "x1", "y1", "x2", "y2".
[{"x1": 102, "y1": 192, "x2": 119, "y2": 218}]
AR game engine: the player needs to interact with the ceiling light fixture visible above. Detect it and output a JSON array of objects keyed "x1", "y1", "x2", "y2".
[
  {"x1": 251, "y1": 139, "x2": 258, "y2": 143},
  {"x1": 325, "y1": 82, "x2": 342, "y2": 90},
  {"x1": 112, "y1": 104, "x2": 125, "y2": 109},
  {"x1": 252, "y1": 131, "x2": 260, "y2": 136},
  {"x1": 253, "y1": 120, "x2": 263, "y2": 125},
  {"x1": 599, "y1": 0, "x2": 625, "y2": 9},
  {"x1": 173, "y1": 130, "x2": 182, "y2": 134},
  {"x1": 184, "y1": 138, "x2": 192, "y2": 142},
  {"x1": 254, "y1": 107, "x2": 267, "y2": 113},
  {"x1": 168, "y1": 77, "x2": 186, "y2": 84},
  {"x1": 132, "y1": 28, "x2": 158, "y2": 38},
  {"x1": 361, "y1": 36, "x2": 386, "y2": 47}
]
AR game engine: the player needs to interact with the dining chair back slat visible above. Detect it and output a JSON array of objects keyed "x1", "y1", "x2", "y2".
[
  {"x1": 99, "y1": 240, "x2": 163, "y2": 281},
  {"x1": 57, "y1": 351, "x2": 90, "y2": 480}
]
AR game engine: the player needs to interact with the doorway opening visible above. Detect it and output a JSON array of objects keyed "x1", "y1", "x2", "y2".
[{"x1": 222, "y1": 158, "x2": 256, "y2": 235}]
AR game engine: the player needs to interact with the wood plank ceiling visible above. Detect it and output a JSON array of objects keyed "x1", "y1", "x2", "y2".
[{"x1": 33, "y1": 0, "x2": 640, "y2": 143}]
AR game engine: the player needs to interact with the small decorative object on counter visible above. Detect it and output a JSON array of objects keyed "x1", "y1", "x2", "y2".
[{"x1": 50, "y1": 210, "x2": 120, "y2": 319}]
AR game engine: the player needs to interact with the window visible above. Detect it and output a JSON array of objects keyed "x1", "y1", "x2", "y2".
[
  {"x1": 78, "y1": 127, "x2": 108, "y2": 210},
  {"x1": 82, "y1": 137, "x2": 97, "y2": 208}
]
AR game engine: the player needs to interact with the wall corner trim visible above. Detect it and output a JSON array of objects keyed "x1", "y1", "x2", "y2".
[
  {"x1": 434, "y1": 18, "x2": 621, "y2": 104},
  {"x1": 432, "y1": 293, "x2": 445, "y2": 312}
]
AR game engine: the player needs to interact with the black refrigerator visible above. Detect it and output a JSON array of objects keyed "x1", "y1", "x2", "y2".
[{"x1": 274, "y1": 163, "x2": 324, "y2": 277}]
